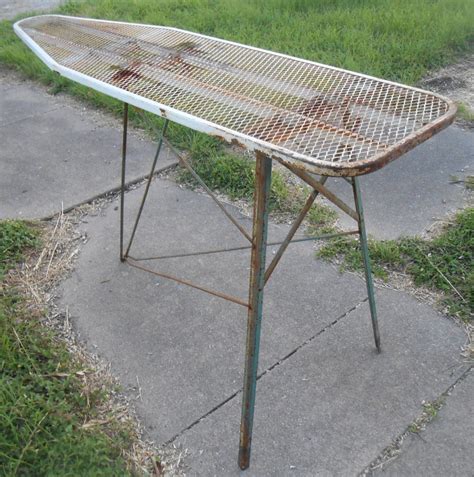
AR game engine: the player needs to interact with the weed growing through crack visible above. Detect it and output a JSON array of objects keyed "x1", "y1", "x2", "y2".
[
  {"x1": 407, "y1": 398, "x2": 445, "y2": 434},
  {"x1": 450, "y1": 174, "x2": 474, "y2": 191}
]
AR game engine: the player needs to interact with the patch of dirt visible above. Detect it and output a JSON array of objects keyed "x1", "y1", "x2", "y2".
[{"x1": 418, "y1": 53, "x2": 474, "y2": 128}]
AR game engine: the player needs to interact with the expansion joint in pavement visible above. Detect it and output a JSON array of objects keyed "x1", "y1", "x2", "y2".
[
  {"x1": 0, "y1": 105, "x2": 63, "y2": 129},
  {"x1": 358, "y1": 365, "x2": 473, "y2": 476},
  {"x1": 256, "y1": 297, "x2": 369, "y2": 380},
  {"x1": 38, "y1": 162, "x2": 179, "y2": 221},
  {"x1": 163, "y1": 297, "x2": 368, "y2": 446}
]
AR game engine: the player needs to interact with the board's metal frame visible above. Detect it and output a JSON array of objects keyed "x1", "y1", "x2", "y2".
[{"x1": 119, "y1": 103, "x2": 378, "y2": 469}]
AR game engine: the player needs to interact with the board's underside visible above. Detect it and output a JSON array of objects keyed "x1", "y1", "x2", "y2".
[{"x1": 15, "y1": 15, "x2": 456, "y2": 176}]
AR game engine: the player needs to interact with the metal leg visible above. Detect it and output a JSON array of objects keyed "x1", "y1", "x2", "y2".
[
  {"x1": 120, "y1": 103, "x2": 128, "y2": 261},
  {"x1": 239, "y1": 152, "x2": 272, "y2": 470},
  {"x1": 352, "y1": 177, "x2": 381, "y2": 352},
  {"x1": 124, "y1": 119, "x2": 169, "y2": 258}
]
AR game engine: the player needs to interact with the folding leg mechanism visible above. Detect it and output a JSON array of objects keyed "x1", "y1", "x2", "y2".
[{"x1": 118, "y1": 103, "x2": 381, "y2": 470}]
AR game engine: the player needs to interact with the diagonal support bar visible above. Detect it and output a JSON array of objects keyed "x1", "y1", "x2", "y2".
[
  {"x1": 135, "y1": 108, "x2": 252, "y2": 243},
  {"x1": 125, "y1": 257, "x2": 249, "y2": 308},
  {"x1": 128, "y1": 230, "x2": 357, "y2": 262},
  {"x1": 177, "y1": 151, "x2": 253, "y2": 243},
  {"x1": 124, "y1": 119, "x2": 169, "y2": 257},
  {"x1": 282, "y1": 162, "x2": 359, "y2": 222},
  {"x1": 264, "y1": 176, "x2": 328, "y2": 284}
]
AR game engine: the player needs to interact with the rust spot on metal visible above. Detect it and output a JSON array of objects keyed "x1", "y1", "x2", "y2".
[
  {"x1": 230, "y1": 138, "x2": 245, "y2": 148},
  {"x1": 245, "y1": 115, "x2": 289, "y2": 142},
  {"x1": 244, "y1": 95, "x2": 367, "y2": 150},
  {"x1": 211, "y1": 134, "x2": 225, "y2": 142},
  {"x1": 340, "y1": 97, "x2": 362, "y2": 133},
  {"x1": 298, "y1": 95, "x2": 335, "y2": 117},
  {"x1": 208, "y1": 134, "x2": 246, "y2": 149},
  {"x1": 112, "y1": 68, "x2": 141, "y2": 82},
  {"x1": 111, "y1": 61, "x2": 142, "y2": 90},
  {"x1": 155, "y1": 41, "x2": 206, "y2": 77}
]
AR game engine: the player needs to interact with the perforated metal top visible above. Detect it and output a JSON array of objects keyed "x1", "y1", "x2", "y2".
[{"x1": 15, "y1": 15, "x2": 456, "y2": 176}]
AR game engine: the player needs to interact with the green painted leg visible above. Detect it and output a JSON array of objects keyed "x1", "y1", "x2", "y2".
[
  {"x1": 238, "y1": 153, "x2": 272, "y2": 470},
  {"x1": 352, "y1": 177, "x2": 381, "y2": 352}
]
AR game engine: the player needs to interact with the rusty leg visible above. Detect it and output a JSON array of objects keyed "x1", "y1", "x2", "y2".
[
  {"x1": 352, "y1": 177, "x2": 381, "y2": 352},
  {"x1": 239, "y1": 152, "x2": 272, "y2": 470},
  {"x1": 120, "y1": 103, "x2": 128, "y2": 261}
]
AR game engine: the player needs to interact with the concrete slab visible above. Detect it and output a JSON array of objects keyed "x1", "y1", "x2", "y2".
[
  {"x1": 0, "y1": 0, "x2": 63, "y2": 20},
  {"x1": 0, "y1": 78, "x2": 178, "y2": 219},
  {"x1": 177, "y1": 291, "x2": 467, "y2": 476},
  {"x1": 326, "y1": 126, "x2": 473, "y2": 239},
  {"x1": 0, "y1": 78, "x2": 62, "y2": 124},
  {"x1": 376, "y1": 370, "x2": 473, "y2": 477},
  {"x1": 60, "y1": 177, "x2": 370, "y2": 443}
]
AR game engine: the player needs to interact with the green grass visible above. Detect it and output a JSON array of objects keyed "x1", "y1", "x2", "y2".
[
  {"x1": 0, "y1": 221, "x2": 39, "y2": 279},
  {"x1": 0, "y1": 221, "x2": 136, "y2": 476},
  {"x1": 55, "y1": 0, "x2": 474, "y2": 84},
  {"x1": 318, "y1": 208, "x2": 474, "y2": 320},
  {"x1": 457, "y1": 102, "x2": 474, "y2": 123},
  {"x1": 177, "y1": 134, "x2": 337, "y2": 227}
]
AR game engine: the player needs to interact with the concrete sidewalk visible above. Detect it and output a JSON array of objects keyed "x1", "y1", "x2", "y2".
[
  {"x1": 60, "y1": 178, "x2": 469, "y2": 476},
  {"x1": 0, "y1": 68, "x2": 178, "y2": 219},
  {"x1": 1, "y1": 63, "x2": 473, "y2": 476},
  {"x1": 0, "y1": 0, "x2": 63, "y2": 20}
]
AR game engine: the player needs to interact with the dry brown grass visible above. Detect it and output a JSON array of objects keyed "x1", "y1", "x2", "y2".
[{"x1": 4, "y1": 209, "x2": 186, "y2": 476}]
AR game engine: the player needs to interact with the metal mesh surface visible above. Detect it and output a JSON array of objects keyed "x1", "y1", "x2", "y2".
[{"x1": 16, "y1": 15, "x2": 455, "y2": 175}]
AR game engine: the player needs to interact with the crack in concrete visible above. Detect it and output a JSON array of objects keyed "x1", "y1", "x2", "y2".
[
  {"x1": 257, "y1": 297, "x2": 369, "y2": 380},
  {"x1": 38, "y1": 162, "x2": 179, "y2": 220},
  {"x1": 164, "y1": 296, "x2": 368, "y2": 446},
  {"x1": 0, "y1": 105, "x2": 63, "y2": 129},
  {"x1": 358, "y1": 365, "x2": 473, "y2": 476}
]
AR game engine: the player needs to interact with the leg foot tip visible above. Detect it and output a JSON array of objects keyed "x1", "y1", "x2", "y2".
[{"x1": 238, "y1": 448, "x2": 250, "y2": 470}]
